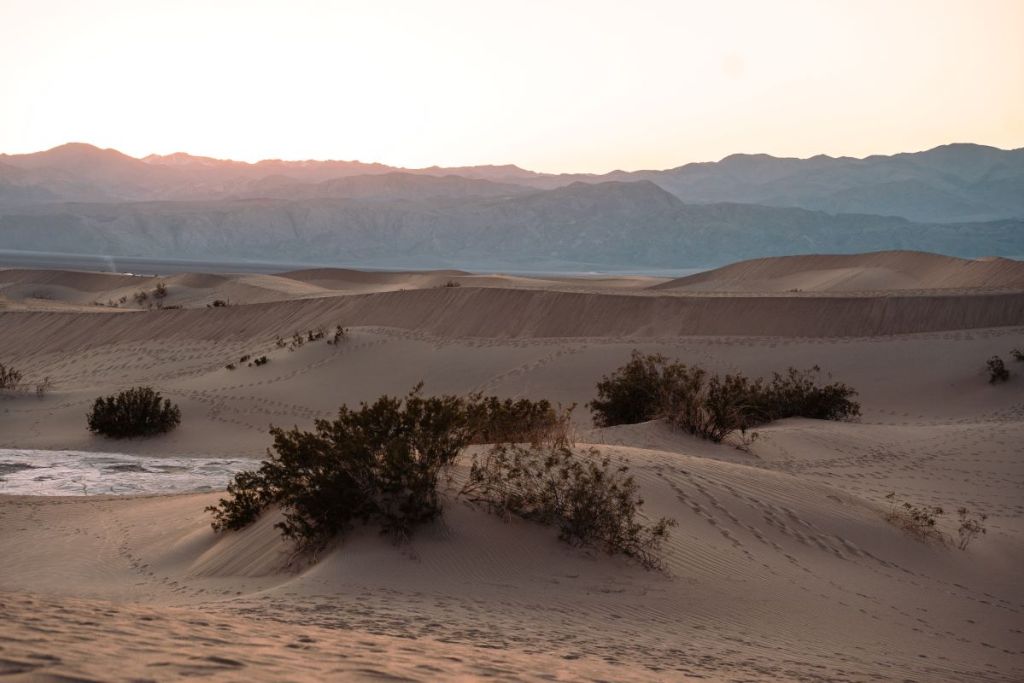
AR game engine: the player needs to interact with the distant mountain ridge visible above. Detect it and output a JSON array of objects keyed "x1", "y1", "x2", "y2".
[
  {"x1": 0, "y1": 142, "x2": 1021, "y2": 270},
  {"x1": 2, "y1": 142, "x2": 1022, "y2": 222}
]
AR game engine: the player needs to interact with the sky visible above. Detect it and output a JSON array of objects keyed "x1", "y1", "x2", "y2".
[{"x1": 1, "y1": 0, "x2": 1022, "y2": 173}]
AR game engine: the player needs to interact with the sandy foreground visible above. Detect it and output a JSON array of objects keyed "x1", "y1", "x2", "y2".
[{"x1": 1, "y1": 253, "x2": 1023, "y2": 682}]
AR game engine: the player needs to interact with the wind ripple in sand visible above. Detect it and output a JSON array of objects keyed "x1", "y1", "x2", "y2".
[{"x1": 0, "y1": 449, "x2": 250, "y2": 496}]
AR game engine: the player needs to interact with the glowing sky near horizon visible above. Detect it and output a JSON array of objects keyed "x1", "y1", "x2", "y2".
[{"x1": 1, "y1": 0, "x2": 1022, "y2": 172}]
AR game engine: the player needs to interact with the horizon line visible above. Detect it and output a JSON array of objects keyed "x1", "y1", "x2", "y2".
[{"x1": 2, "y1": 140, "x2": 1022, "y2": 177}]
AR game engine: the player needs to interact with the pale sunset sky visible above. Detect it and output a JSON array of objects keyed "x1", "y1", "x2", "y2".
[{"x1": 1, "y1": 0, "x2": 1021, "y2": 172}]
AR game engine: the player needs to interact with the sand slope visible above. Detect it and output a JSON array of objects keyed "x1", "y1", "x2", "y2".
[
  {"x1": 654, "y1": 251, "x2": 1024, "y2": 292},
  {"x1": 1, "y1": 258, "x2": 1023, "y2": 681}
]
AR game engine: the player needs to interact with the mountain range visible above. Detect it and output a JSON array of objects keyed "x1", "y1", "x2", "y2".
[{"x1": 0, "y1": 142, "x2": 1021, "y2": 269}]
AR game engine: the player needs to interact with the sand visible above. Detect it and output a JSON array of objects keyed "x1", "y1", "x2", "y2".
[{"x1": 1, "y1": 253, "x2": 1023, "y2": 681}]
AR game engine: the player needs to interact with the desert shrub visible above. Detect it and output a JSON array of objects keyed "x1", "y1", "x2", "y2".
[
  {"x1": 208, "y1": 299, "x2": 230, "y2": 308},
  {"x1": 589, "y1": 351, "x2": 678, "y2": 427},
  {"x1": 1011, "y1": 348, "x2": 1024, "y2": 362},
  {"x1": 885, "y1": 493, "x2": 988, "y2": 550},
  {"x1": 0, "y1": 362, "x2": 23, "y2": 391},
  {"x1": 86, "y1": 386, "x2": 181, "y2": 438},
  {"x1": 464, "y1": 395, "x2": 572, "y2": 445},
  {"x1": 133, "y1": 290, "x2": 149, "y2": 306},
  {"x1": 987, "y1": 356, "x2": 1009, "y2": 383},
  {"x1": 118, "y1": 295, "x2": 128, "y2": 304},
  {"x1": 443, "y1": 279, "x2": 461, "y2": 288},
  {"x1": 274, "y1": 336, "x2": 287, "y2": 348},
  {"x1": 884, "y1": 492, "x2": 945, "y2": 542},
  {"x1": 461, "y1": 442, "x2": 675, "y2": 569},
  {"x1": 252, "y1": 356, "x2": 269, "y2": 367},
  {"x1": 239, "y1": 354, "x2": 251, "y2": 363},
  {"x1": 153, "y1": 282, "x2": 168, "y2": 300},
  {"x1": 207, "y1": 387, "x2": 471, "y2": 550},
  {"x1": 307, "y1": 326, "x2": 326, "y2": 342},
  {"x1": 34, "y1": 376, "x2": 53, "y2": 398},
  {"x1": 590, "y1": 352, "x2": 859, "y2": 443},
  {"x1": 327, "y1": 325, "x2": 347, "y2": 345},
  {"x1": 956, "y1": 507, "x2": 987, "y2": 550},
  {"x1": 225, "y1": 363, "x2": 236, "y2": 371}
]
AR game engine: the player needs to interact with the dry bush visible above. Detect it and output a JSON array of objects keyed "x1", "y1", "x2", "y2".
[
  {"x1": 987, "y1": 356, "x2": 1010, "y2": 383},
  {"x1": 464, "y1": 395, "x2": 574, "y2": 446},
  {"x1": 885, "y1": 493, "x2": 945, "y2": 542},
  {"x1": 1011, "y1": 348, "x2": 1024, "y2": 362},
  {"x1": 460, "y1": 442, "x2": 675, "y2": 570},
  {"x1": 0, "y1": 362, "x2": 23, "y2": 391},
  {"x1": 327, "y1": 325, "x2": 347, "y2": 345},
  {"x1": 885, "y1": 493, "x2": 990, "y2": 550},
  {"x1": 87, "y1": 386, "x2": 181, "y2": 438},
  {"x1": 208, "y1": 385, "x2": 670, "y2": 568},
  {"x1": 590, "y1": 351, "x2": 859, "y2": 443},
  {"x1": 208, "y1": 387, "x2": 471, "y2": 549},
  {"x1": 34, "y1": 376, "x2": 54, "y2": 398},
  {"x1": 956, "y1": 507, "x2": 987, "y2": 550}
]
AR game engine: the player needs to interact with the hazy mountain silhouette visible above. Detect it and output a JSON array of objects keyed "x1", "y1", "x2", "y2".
[
  {"x1": 3, "y1": 142, "x2": 1021, "y2": 222},
  {"x1": 2, "y1": 175, "x2": 1019, "y2": 270}
]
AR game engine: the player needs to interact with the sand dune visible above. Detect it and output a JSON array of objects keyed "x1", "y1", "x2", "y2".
[
  {"x1": 1, "y1": 256, "x2": 1023, "y2": 681},
  {"x1": 654, "y1": 250, "x2": 1024, "y2": 292}
]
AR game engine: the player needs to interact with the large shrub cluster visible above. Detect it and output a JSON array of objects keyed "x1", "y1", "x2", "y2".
[
  {"x1": 461, "y1": 442, "x2": 675, "y2": 569},
  {"x1": 208, "y1": 388, "x2": 469, "y2": 548},
  {"x1": 87, "y1": 386, "x2": 181, "y2": 438},
  {"x1": 208, "y1": 386, "x2": 672, "y2": 568},
  {"x1": 589, "y1": 351, "x2": 860, "y2": 442}
]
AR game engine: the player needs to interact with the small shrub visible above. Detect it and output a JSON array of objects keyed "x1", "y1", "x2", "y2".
[
  {"x1": 443, "y1": 279, "x2": 461, "y2": 288},
  {"x1": 461, "y1": 442, "x2": 675, "y2": 569},
  {"x1": 35, "y1": 376, "x2": 54, "y2": 398},
  {"x1": 464, "y1": 395, "x2": 572, "y2": 446},
  {"x1": 208, "y1": 299, "x2": 230, "y2": 308},
  {"x1": 327, "y1": 325, "x2": 347, "y2": 345},
  {"x1": 225, "y1": 363, "x2": 236, "y2": 371},
  {"x1": 956, "y1": 507, "x2": 987, "y2": 550},
  {"x1": 0, "y1": 362, "x2": 23, "y2": 391},
  {"x1": 239, "y1": 354, "x2": 251, "y2": 363},
  {"x1": 885, "y1": 492, "x2": 945, "y2": 542},
  {"x1": 252, "y1": 356, "x2": 269, "y2": 367},
  {"x1": 207, "y1": 387, "x2": 471, "y2": 549},
  {"x1": 307, "y1": 326, "x2": 326, "y2": 342},
  {"x1": 987, "y1": 356, "x2": 1009, "y2": 383},
  {"x1": 153, "y1": 282, "x2": 168, "y2": 300},
  {"x1": 118, "y1": 295, "x2": 128, "y2": 304},
  {"x1": 1011, "y1": 348, "x2": 1024, "y2": 362},
  {"x1": 589, "y1": 351, "x2": 675, "y2": 427},
  {"x1": 86, "y1": 386, "x2": 181, "y2": 438},
  {"x1": 133, "y1": 290, "x2": 149, "y2": 306},
  {"x1": 275, "y1": 336, "x2": 287, "y2": 348}
]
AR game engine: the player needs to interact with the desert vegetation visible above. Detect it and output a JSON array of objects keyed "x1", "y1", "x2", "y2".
[
  {"x1": 464, "y1": 395, "x2": 572, "y2": 445},
  {"x1": 884, "y1": 492, "x2": 987, "y2": 549},
  {"x1": 460, "y1": 441, "x2": 674, "y2": 569},
  {"x1": 0, "y1": 362, "x2": 23, "y2": 391},
  {"x1": 86, "y1": 386, "x2": 181, "y2": 438},
  {"x1": 208, "y1": 387, "x2": 670, "y2": 568},
  {"x1": 986, "y1": 356, "x2": 1010, "y2": 383},
  {"x1": 1011, "y1": 348, "x2": 1023, "y2": 362},
  {"x1": 589, "y1": 351, "x2": 860, "y2": 443}
]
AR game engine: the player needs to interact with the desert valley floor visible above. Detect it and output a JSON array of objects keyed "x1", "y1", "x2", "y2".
[{"x1": 1, "y1": 251, "x2": 1023, "y2": 682}]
